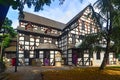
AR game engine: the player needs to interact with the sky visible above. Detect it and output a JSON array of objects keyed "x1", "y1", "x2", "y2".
[{"x1": 6, "y1": 0, "x2": 97, "y2": 29}]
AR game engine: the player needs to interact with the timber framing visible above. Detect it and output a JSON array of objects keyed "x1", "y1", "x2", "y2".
[{"x1": 14, "y1": 4, "x2": 117, "y2": 66}]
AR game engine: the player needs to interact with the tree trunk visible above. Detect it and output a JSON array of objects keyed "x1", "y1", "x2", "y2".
[
  {"x1": 99, "y1": 38, "x2": 110, "y2": 70},
  {"x1": 0, "y1": 48, "x2": 4, "y2": 62},
  {"x1": 99, "y1": 3, "x2": 113, "y2": 70}
]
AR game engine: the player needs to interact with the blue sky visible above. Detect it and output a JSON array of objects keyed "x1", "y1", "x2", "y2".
[{"x1": 6, "y1": 0, "x2": 97, "y2": 29}]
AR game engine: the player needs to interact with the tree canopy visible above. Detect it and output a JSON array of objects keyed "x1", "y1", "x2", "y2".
[
  {"x1": 0, "y1": 17, "x2": 17, "y2": 63},
  {"x1": 0, "y1": 17, "x2": 17, "y2": 56},
  {"x1": 0, "y1": 0, "x2": 65, "y2": 11},
  {"x1": 79, "y1": 0, "x2": 120, "y2": 70},
  {"x1": 0, "y1": 0, "x2": 65, "y2": 19}
]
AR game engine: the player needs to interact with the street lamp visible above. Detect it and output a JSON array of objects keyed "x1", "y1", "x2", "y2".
[{"x1": 15, "y1": 34, "x2": 18, "y2": 72}]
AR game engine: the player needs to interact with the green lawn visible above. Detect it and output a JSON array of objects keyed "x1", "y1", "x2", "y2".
[
  {"x1": 42, "y1": 67, "x2": 120, "y2": 80},
  {"x1": 1, "y1": 66, "x2": 120, "y2": 80}
]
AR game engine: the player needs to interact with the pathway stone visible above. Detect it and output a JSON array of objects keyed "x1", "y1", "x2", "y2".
[{"x1": 3, "y1": 66, "x2": 71, "y2": 80}]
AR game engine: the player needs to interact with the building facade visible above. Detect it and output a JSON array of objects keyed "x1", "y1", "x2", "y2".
[{"x1": 17, "y1": 5, "x2": 117, "y2": 66}]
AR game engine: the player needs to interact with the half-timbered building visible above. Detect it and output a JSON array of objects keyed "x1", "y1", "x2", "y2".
[{"x1": 17, "y1": 5, "x2": 117, "y2": 66}]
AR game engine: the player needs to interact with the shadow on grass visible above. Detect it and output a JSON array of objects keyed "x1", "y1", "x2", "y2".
[{"x1": 41, "y1": 67, "x2": 120, "y2": 80}]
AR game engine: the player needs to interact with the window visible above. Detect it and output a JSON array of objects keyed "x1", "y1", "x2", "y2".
[
  {"x1": 40, "y1": 37, "x2": 44, "y2": 43},
  {"x1": 24, "y1": 35, "x2": 29, "y2": 41},
  {"x1": 96, "y1": 51, "x2": 100, "y2": 59},
  {"x1": 24, "y1": 50, "x2": 29, "y2": 58},
  {"x1": 79, "y1": 35, "x2": 84, "y2": 39},
  {"x1": 25, "y1": 23, "x2": 33, "y2": 31},
  {"x1": 82, "y1": 21, "x2": 85, "y2": 30},
  {"x1": 90, "y1": 24, "x2": 92, "y2": 33},
  {"x1": 52, "y1": 39, "x2": 56, "y2": 44},
  {"x1": 35, "y1": 51, "x2": 39, "y2": 58},
  {"x1": 72, "y1": 34, "x2": 76, "y2": 44}
]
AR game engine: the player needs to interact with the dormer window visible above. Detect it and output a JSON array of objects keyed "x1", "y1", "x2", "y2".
[
  {"x1": 44, "y1": 27, "x2": 52, "y2": 34},
  {"x1": 25, "y1": 22, "x2": 33, "y2": 31}
]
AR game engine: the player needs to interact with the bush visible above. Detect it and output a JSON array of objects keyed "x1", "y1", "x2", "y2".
[{"x1": 0, "y1": 61, "x2": 6, "y2": 73}]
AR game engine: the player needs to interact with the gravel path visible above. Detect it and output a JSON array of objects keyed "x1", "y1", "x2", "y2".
[{"x1": 4, "y1": 66, "x2": 71, "y2": 80}]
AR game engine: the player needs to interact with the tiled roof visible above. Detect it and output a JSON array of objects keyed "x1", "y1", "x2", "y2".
[
  {"x1": 20, "y1": 4, "x2": 94, "y2": 31},
  {"x1": 21, "y1": 12, "x2": 66, "y2": 30},
  {"x1": 5, "y1": 46, "x2": 16, "y2": 52}
]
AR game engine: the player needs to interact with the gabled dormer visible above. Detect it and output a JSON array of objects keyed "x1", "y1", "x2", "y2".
[{"x1": 25, "y1": 22, "x2": 33, "y2": 31}]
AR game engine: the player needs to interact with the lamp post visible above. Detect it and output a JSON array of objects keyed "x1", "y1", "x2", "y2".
[
  {"x1": 15, "y1": 34, "x2": 18, "y2": 72},
  {"x1": 0, "y1": 41, "x2": 4, "y2": 61},
  {"x1": 0, "y1": 42, "x2": 3, "y2": 60}
]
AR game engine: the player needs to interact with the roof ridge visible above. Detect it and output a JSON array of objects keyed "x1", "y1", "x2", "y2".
[
  {"x1": 22, "y1": 11, "x2": 66, "y2": 30},
  {"x1": 23, "y1": 11, "x2": 66, "y2": 24}
]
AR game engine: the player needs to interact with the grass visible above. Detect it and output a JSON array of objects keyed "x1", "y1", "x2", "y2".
[
  {"x1": 41, "y1": 67, "x2": 120, "y2": 80},
  {"x1": 1, "y1": 66, "x2": 120, "y2": 80}
]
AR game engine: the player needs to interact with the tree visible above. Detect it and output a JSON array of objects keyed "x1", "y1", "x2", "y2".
[
  {"x1": 0, "y1": 17, "x2": 17, "y2": 61},
  {"x1": 0, "y1": 0, "x2": 65, "y2": 28},
  {"x1": 77, "y1": 0, "x2": 120, "y2": 70},
  {"x1": 0, "y1": 17, "x2": 16, "y2": 73},
  {"x1": 111, "y1": 27, "x2": 120, "y2": 58},
  {"x1": 94, "y1": 0, "x2": 120, "y2": 70},
  {"x1": 0, "y1": 0, "x2": 65, "y2": 19},
  {"x1": 79, "y1": 0, "x2": 120, "y2": 70},
  {"x1": 78, "y1": 31, "x2": 107, "y2": 65}
]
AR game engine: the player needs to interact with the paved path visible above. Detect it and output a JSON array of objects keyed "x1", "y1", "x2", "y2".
[{"x1": 4, "y1": 66, "x2": 71, "y2": 80}]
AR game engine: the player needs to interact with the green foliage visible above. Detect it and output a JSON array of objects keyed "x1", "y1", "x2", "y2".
[
  {"x1": 78, "y1": 31, "x2": 106, "y2": 55},
  {"x1": 90, "y1": 0, "x2": 120, "y2": 69},
  {"x1": 0, "y1": 17, "x2": 16, "y2": 64},
  {"x1": 0, "y1": 0, "x2": 66, "y2": 19},
  {"x1": 2, "y1": 35, "x2": 11, "y2": 48},
  {"x1": 0, "y1": 17, "x2": 17, "y2": 57},
  {"x1": 111, "y1": 26, "x2": 120, "y2": 58},
  {"x1": 0, "y1": 0, "x2": 57, "y2": 11}
]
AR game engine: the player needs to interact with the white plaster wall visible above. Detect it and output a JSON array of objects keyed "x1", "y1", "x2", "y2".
[
  {"x1": 93, "y1": 52, "x2": 116, "y2": 66},
  {"x1": 109, "y1": 52, "x2": 117, "y2": 65},
  {"x1": 92, "y1": 51, "x2": 104, "y2": 66}
]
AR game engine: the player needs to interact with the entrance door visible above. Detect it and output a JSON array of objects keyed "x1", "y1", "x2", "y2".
[
  {"x1": 44, "y1": 51, "x2": 50, "y2": 66},
  {"x1": 72, "y1": 53, "x2": 78, "y2": 66}
]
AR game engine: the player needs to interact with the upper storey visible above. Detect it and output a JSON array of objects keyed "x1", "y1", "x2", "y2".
[
  {"x1": 17, "y1": 4, "x2": 100, "y2": 38},
  {"x1": 17, "y1": 12, "x2": 66, "y2": 38}
]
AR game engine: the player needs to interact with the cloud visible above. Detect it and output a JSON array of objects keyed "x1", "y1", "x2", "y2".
[
  {"x1": 6, "y1": 7, "x2": 19, "y2": 29},
  {"x1": 11, "y1": 20, "x2": 19, "y2": 28},
  {"x1": 7, "y1": 0, "x2": 97, "y2": 28},
  {"x1": 23, "y1": 0, "x2": 87, "y2": 23}
]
